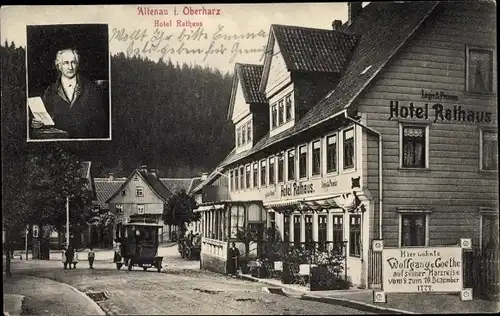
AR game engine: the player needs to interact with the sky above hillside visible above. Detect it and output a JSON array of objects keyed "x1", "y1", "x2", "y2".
[{"x1": 0, "y1": 3, "x2": 364, "y2": 73}]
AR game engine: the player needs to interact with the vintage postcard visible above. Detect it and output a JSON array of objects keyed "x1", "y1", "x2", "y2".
[{"x1": 2, "y1": 2, "x2": 498, "y2": 315}]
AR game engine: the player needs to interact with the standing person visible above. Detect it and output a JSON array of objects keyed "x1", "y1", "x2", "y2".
[
  {"x1": 62, "y1": 246, "x2": 67, "y2": 269},
  {"x1": 229, "y1": 242, "x2": 240, "y2": 276},
  {"x1": 65, "y1": 244, "x2": 74, "y2": 269},
  {"x1": 88, "y1": 247, "x2": 95, "y2": 269},
  {"x1": 72, "y1": 249, "x2": 79, "y2": 269}
]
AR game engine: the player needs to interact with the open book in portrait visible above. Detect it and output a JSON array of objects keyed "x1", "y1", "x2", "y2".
[{"x1": 28, "y1": 96, "x2": 55, "y2": 126}]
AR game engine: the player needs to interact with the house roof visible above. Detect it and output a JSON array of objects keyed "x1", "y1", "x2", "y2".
[
  {"x1": 137, "y1": 170, "x2": 173, "y2": 201},
  {"x1": 160, "y1": 177, "x2": 202, "y2": 194},
  {"x1": 223, "y1": 1, "x2": 438, "y2": 168},
  {"x1": 271, "y1": 24, "x2": 357, "y2": 73},
  {"x1": 227, "y1": 63, "x2": 267, "y2": 120},
  {"x1": 94, "y1": 178, "x2": 127, "y2": 209}
]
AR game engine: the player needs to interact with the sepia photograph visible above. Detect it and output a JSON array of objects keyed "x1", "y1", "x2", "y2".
[
  {"x1": 1, "y1": 2, "x2": 498, "y2": 315},
  {"x1": 26, "y1": 23, "x2": 111, "y2": 141}
]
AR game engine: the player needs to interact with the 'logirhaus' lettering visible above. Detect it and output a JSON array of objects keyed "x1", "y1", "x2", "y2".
[{"x1": 388, "y1": 101, "x2": 493, "y2": 124}]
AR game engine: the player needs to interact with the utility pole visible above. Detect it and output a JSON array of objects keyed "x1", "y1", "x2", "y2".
[
  {"x1": 66, "y1": 196, "x2": 70, "y2": 247},
  {"x1": 25, "y1": 225, "x2": 29, "y2": 260}
]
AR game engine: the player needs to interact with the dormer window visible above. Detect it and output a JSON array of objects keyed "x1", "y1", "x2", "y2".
[
  {"x1": 285, "y1": 94, "x2": 292, "y2": 122},
  {"x1": 242, "y1": 125, "x2": 247, "y2": 145},
  {"x1": 270, "y1": 93, "x2": 294, "y2": 130},
  {"x1": 247, "y1": 121, "x2": 252, "y2": 143},
  {"x1": 271, "y1": 104, "x2": 277, "y2": 129},
  {"x1": 278, "y1": 100, "x2": 284, "y2": 125}
]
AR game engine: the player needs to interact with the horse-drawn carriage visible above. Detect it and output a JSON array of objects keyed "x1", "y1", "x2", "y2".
[
  {"x1": 177, "y1": 234, "x2": 201, "y2": 260},
  {"x1": 114, "y1": 215, "x2": 164, "y2": 272}
]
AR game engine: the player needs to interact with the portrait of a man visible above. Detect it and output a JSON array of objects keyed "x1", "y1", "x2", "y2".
[{"x1": 27, "y1": 24, "x2": 110, "y2": 141}]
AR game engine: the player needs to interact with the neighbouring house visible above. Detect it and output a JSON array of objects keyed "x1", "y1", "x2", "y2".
[
  {"x1": 197, "y1": 0, "x2": 498, "y2": 293},
  {"x1": 106, "y1": 166, "x2": 202, "y2": 242}
]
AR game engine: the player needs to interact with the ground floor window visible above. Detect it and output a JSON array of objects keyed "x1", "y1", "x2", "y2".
[
  {"x1": 332, "y1": 215, "x2": 344, "y2": 246},
  {"x1": 318, "y1": 214, "x2": 327, "y2": 250},
  {"x1": 283, "y1": 215, "x2": 290, "y2": 242},
  {"x1": 481, "y1": 213, "x2": 499, "y2": 250},
  {"x1": 293, "y1": 215, "x2": 301, "y2": 243},
  {"x1": 230, "y1": 205, "x2": 245, "y2": 239},
  {"x1": 349, "y1": 215, "x2": 361, "y2": 257},
  {"x1": 400, "y1": 213, "x2": 427, "y2": 247}
]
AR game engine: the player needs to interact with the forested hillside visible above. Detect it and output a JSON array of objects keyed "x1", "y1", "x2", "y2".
[{"x1": 1, "y1": 42, "x2": 235, "y2": 178}]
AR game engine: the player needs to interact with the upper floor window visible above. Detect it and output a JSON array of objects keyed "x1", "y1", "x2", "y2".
[
  {"x1": 277, "y1": 154, "x2": 284, "y2": 183},
  {"x1": 401, "y1": 125, "x2": 427, "y2": 168},
  {"x1": 269, "y1": 157, "x2": 275, "y2": 185},
  {"x1": 229, "y1": 170, "x2": 234, "y2": 191},
  {"x1": 253, "y1": 162, "x2": 258, "y2": 187},
  {"x1": 247, "y1": 121, "x2": 252, "y2": 144},
  {"x1": 285, "y1": 94, "x2": 292, "y2": 122},
  {"x1": 136, "y1": 186, "x2": 144, "y2": 197},
  {"x1": 239, "y1": 166, "x2": 244, "y2": 189},
  {"x1": 467, "y1": 47, "x2": 494, "y2": 93},
  {"x1": 481, "y1": 130, "x2": 498, "y2": 171},
  {"x1": 271, "y1": 104, "x2": 277, "y2": 129},
  {"x1": 278, "y1": 100, "x2": 284, "y2": 125},
  {"x1": 116, "y1": 204, "x2": 123, "y2": 214},
  {"x1": 343, "y1": 128, "x2": 355, "y2": 170},
  {"x1": 242, "y1": 125, "x2": 247, "y2": 145},
  {"x1": 312, "y1": 140, "x2": 321, "y2": 176},
  {"x1": 235, "y1": 168, "x2": 239, "y2": 190},
  {"x1": 326, "y1": 135, "x2": 337, "y2": 173},
  {"x1": 299, "y1": 145, "x2": 307, "y2": 179},
  {"x1": 245, "y1": 165, "x2": 251, "y2": 188},
  {"x1": 287, "y1": 149, "x2": 295, "y2": 181},
  {"x1": 260, "y1": 160, "x2": 267, "y2": 186},
  {"x1": 137, "y1": 204, "x2": 145, "y2": 214}
]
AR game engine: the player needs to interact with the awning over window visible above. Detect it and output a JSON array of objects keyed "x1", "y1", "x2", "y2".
[
  {"x1": 264, "y1": 200, "x2": 301, "y2": 213},
  {"x1": 265, "y1": 192, "x2": 364, "y2": 214}
]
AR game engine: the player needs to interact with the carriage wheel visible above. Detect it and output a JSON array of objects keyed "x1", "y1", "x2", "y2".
[
  {"x1": 184, "y1": 248, "x2": 192, "y2": 260},
  {"x1": 128, "y1": 259, "x2": 133, "y2": 271}
]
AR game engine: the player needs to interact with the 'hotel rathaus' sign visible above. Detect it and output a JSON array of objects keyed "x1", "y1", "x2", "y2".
[
  {"x1": 388, "y1": 90, "x2": 493, "y2": 124},
  {"x1": 280, "y1": 182, "x2": 315, "y2": 198}
]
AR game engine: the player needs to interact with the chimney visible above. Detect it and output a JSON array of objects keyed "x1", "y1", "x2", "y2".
[
  {"x1": 201, "y1": 172, "x2": 208, "y2": 181},
  {"x1": 140, "y1": 165, "x2": 148, "y2": 173},
  {"x1": 332, "y1": 19, "x2": 342, "y2": 31},
  {"x1": 149, "y1": 169, "x2": 157, "y2": 177},
  {"x1": 348, "y1": 2, "x2": 363, "y2": 25},
  {"x1": 108, "y1": 173, "x2": 114, "y2": 181}
]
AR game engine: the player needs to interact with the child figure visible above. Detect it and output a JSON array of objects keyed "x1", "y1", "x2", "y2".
[
  {"x1": 88, "y1": 247, "x2": 95, "y2": 269},
  {"x1": 62, "y1": 247, "x2": 67, "y2": 269}
]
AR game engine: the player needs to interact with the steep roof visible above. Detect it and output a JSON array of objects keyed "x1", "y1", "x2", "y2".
[
  {"x1": 223, "y1": 1, "x2": 438, "y2": 167},
  {"x1": 227, "y1": 63, "x2": 267, "y2": 120},
  {"x1": 105, "y1": 169, "x2": 173, "y2": 204},
  {"x1": 160, "y1": 177, "x2": 202, "y2": 194},
  {"x1": 94, "y1": 178, "x2": 127, "y2": 209},
  {"x1": 272, "y1": 24, "x2": 357, "y2": 73},
  {"x1": 137, "y1": 170, "x2": 173, "y2": 201}
]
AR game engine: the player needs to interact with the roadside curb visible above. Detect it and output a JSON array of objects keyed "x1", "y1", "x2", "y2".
[
  {"x1": 237, "y1": 273, "x2": 413, "y2": 315},
  {"x1": 15, "y1": 275, "x2": 106, "y2": 316}
]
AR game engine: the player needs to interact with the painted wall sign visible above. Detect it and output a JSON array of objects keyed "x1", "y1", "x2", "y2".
[
  {"x1": 388, "y1": 101, "x2": 493, "y2": 124},
  {"x1": 265, "y1": 190, "x2": 276, "y2": 198},
  {"x1": 280, "y1": 182, "x2": 315, "y2": 197},
  {"x1": 321, "y1": 179, "x2": 338, "y2": 189},
  {"x1": 382, "y1": 247, "x2": 463, "y2": 293},
  {"x1": 421, "y1": 89, "x2": 459, "y2": 101}
]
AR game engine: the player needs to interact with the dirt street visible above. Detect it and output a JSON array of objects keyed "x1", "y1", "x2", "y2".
[{"x1": 9, "y1": 246, "x2": 373, "y2": 315}]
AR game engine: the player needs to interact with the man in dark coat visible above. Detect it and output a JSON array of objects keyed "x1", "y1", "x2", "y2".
[
  {"x1": 65, "y1": 244, "x2": 75, "y2": 269},
  {"x1": 228, "y1": 242, "x2": 240, "y2": 276},
  {"x1": 32, "y1": 48, "x2": 108, "y2": 139}
]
